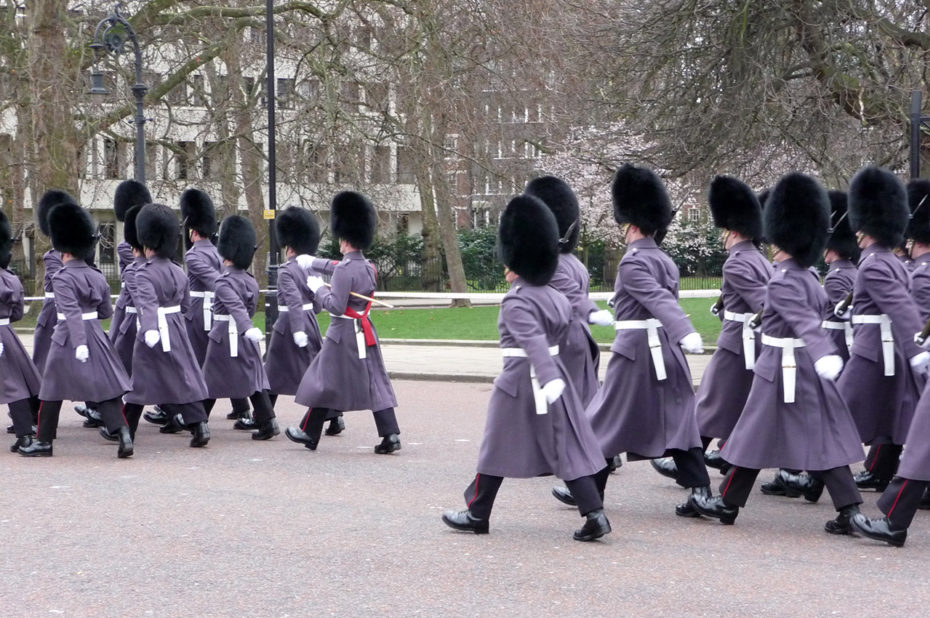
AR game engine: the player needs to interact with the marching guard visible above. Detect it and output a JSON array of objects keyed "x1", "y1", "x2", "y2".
[
  {"x1": 121, "y1": 204, "x2": 212, "y2": 447},
  {"x1": 19, "y1": 202, "x2": 133, "y2": 458},
  {"x1": 820, "y1": 191, "x2": 859, "y2": 363},
  {"x1": 200, "y1": 215, "x2": 279, "y2": 440},
  {"x1": 524, "y1": 176, "x2": 608, "y2": 406},
  {"x1": 285, "y1": 191, "x2": 401, "y2": 453},
  {"x1": 552, "y1": 164, "x2": 712, "y2": 516},
  {"x1": 690, "y1": 172, "x2": 865, "y2": 534},
  {"x1": 441, "y1": 194, "x2": 611, "y2": 541},
  {"x1": 905, "y1": 179, "x2": 930, "y2": 321},
  {"x1": 1, "y1": 210, "x2": 41, "y2": 452},
  {"x1": 836, "y1": 167, "x2": 929, "y2": 492}
]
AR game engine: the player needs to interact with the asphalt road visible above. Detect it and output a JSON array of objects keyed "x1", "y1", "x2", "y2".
[{"x1": 2, "y1": 380, "x2": 928, "y2": 616}]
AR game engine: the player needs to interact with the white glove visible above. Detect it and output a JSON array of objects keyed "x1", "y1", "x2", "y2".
[
  {"x1": 541, "y1": 379, "x2": 566, "y2": 404},
  {"x1": 75, "y1": 344, "x2": 89, "y2": 363},
  {"x1": 292, "y1": 331, "x2": 309, "y2": 348},
  {"x1": 814, "y1": 354, "x2": 844, "y2": 381},
  {"x1": 245, "y1": 327, "x2": 265, "y2": 342},
  {"x1": 0, "y1": 342, "x2": 4, "y2": 357},
  {"x1": 588, "y1": 309, "x2": 614, "y2": 327},
  {"x1": 144, "y1": 329, "x2": 160, "y2": 348},
  {"x1": 910, "y1": 352, "x2": 930, "y2": 376},
  {"x1": 295, "y1": 254, "x2": 316, "y2": 270},
  {"x1": 710, "y1": 304, "x2": 721, "y2": 317},
  {"x1": 915, "y1": 332, "x2": 930, "y2": 350},
  {"x1": 833, "y1": 300, "x2": 852, "y2": 321},
  {"x1": 679, "y1": 332, "x2": 704, "y2": 354},
  {"x1": 307, "y1": 275, "x2": 325, "y2": 293}
]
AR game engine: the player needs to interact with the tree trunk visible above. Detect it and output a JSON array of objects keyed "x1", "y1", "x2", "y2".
[{"x1": 430, "y1": 112, "x2": 470, "y2": 307}]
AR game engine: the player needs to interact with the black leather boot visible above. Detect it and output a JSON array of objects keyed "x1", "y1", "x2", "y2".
[
  {"x1": 374, "y1": 433, "x2": 401, "y2": 454},
  {"x1": 824, "y1": 504, "x2": 859, "y2": 535},
  {"x1": 252, "y1": 418, "x2": 280, "y2": 441},
  {"x1": 691, "y1": 493, "x2": 739, "y2": 524},
  {"x1": 760, "y1": 470, "x2": 801, "y2": 498},
  {"x1": 158, "y1": 413, "x2": 184, "y2": 434},
  {"x1": 116, "y1": 426, "x2": 134, "y2": 459},
  {"x1": 5, "y1": 424, "x2": 13, "y2": 434},
  {"x1": 851, "y1": 513, "x2": 907, "y2": 547},
  {"x1": 676, "y1": 486, "x2": 711, "y2": 517},
  {"x1": 704, "y1": 449, "x2": 725, "y2": 470},
  {"x1": 573, "y1": 509, "x2": 611, "y2": 541},
  {"x1": 441, "y1": 509, "x2": 489, "y2": 534},
  {"x1": 650, "y1": 457, "x2": 678, "y2": 480},
  {"x1": 189, "y1": 422, "x2": 210, "y2": 447},
  {"x1": 325, "y1": 417, "x2": 346, "y2": 436},
  {"x1": 233, "y1": 417, "x2": 257, "y2": 431},
  {"x1": 853, "y1": 470, "x2": 889, "y2": 492},
  {"x1": 551, "y1": 486, "x2": 577, "y2": 506},
  {"x1": 607, "y1": 454, "x2": 623, "y2": 472},
  {"x1": 143, "y1": 406, "x2": 169, "y2": 426},
  {"x1": 779, "y1": 470, "x2": 824, "y2": 503},
  {"x1": 99, "y1": 427, "x2": 119, "y2": 442},
  {"x1": 284, "y1": 426, "x2": 318, "y2": 450},
  {"x1": 19, "y1": 439, "x2": 53, "y2": 457},
  {"x1": 10, "y1": 434, "x2": 34, "y2": 453},
  {"x1": 919, "y1": 488, "x2": 930, "y2": 510},
  {"x1": 75, "y1": 404, "x2": 104, "y2": 428}
]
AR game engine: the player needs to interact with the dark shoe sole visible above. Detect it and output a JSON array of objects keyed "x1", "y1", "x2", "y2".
[
  {"x1": 824, "y1": 521, "x2": 852, "y2": 535},
  {"x1": 573, "y1": 520, "x2": 611, "y2": 542},
  {"x1": 285, "y1": 428, "x2": 317, "y2": 450},
  {"x1": 441, "y1": 513, "x2": 489, "y2": 534},
  {"x1": 851, "y1": 521, "x2": 906, "y2": 547}
]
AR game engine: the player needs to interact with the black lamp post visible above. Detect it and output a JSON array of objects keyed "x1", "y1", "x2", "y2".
[
  {"x1": 265, "y1": 0, "x2": 280, "y2": 334},
  {"x1": 89, "y1": 2, "x2": 148, "y2": 184}
]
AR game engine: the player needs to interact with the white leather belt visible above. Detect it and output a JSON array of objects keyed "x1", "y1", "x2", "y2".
[
  {"x1": 501, "y1": 346, "x2": 560, "y2": 414},
  {"x1": 762, "y1": 334, "x2": 806, "y2": 403},
  {"x1": 615, "y1": 318, "x2": 666, "y2": 380},
  {"x1": 213, "y1": 314, "x2": 238, "y2": 357},
  {"x1": 190, "y1": 290, "x2": 215, "y2": 331},
  {"x1": 852, "y1": 314, "x2": 894, "y2": 376},
  {"x1": 822, "y1": 320, "x2": 854, "y2": 349},
  {"x1": 331, "y1": 313, "x2": 367, "y2": 359},
  {"x1": 0, "y1": 318, "x2": 9, "y2": 326},
  {"x1": 125, "y1": 306, "x2": 138, "y2": 314},
  {"x1": 156, "y1": 305, "x2": 182, "y2": 352},
  {"x1": 57, "y1": 312, "x2": 98, "y2": 321},
  {"x1": 278, "y1": 303, "x2": 314, "y2": 312},
  {"x1": 725, "y1": 310, "x2": 757, "y2": 370},
  {"x1": 44, "y1": 292, "x2": 54, "y2": 299}
]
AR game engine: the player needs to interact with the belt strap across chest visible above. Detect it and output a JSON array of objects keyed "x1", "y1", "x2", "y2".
[
  {"x1": 761, "y1": 334, "x2": 805, "y2": 403},
  {"x1": 851, "y1": 313, "x2": 894, "y2": 376},
  {"x1": 615, "y1": 318, "x2": 667, "y2": 380},
  {"x1": 501, "y1": 346, "x2": 560, "y2": 414},
  {"x1": 724, "y1": 310, "x2": 758, "y2": 370}
]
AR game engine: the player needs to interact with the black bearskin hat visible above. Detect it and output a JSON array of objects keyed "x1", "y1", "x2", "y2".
[
  {"x1": 498, "y1": 194, "x2": 559, "y2": 286},
  {"x1": 525, "y1": 175, "x2": 580, "y2": 253},
  {"x1": 611, "y1": 164, "x2": 674, "y2": 237},
  {"x1": 136, "y1": 203, "x2": 179, "y2": 259},
  {"x1": 708, "y1": 175, "x2": 763, "y2": 240},
  {"x1": 826, "y1": 191, "x2": 860, "y2": 262},
  {"x1": 276, "y1": 207, "x2": 321, "y2": 255},
  {"x1": 331, "y1": 191, "x2": 376, "y2": 250},
  {"x1": 218, "y1": 215, "x2": 256, "y2": 270},
  {"x1": 905, "y1": 179, "x2": 930, "y2": 245},
  {"x1": 848, "y1": 166, "x2": 909, "y2": 248},
  {"x1": 114, "y1": 180, "x2": 152, "y2": 222},
  {"x1": 763, "y1": 172, "x2": 830, "y2": 268},
  {"x1": 123, "y1": 205, "x2": 143, "y2": 252},
  {"x1": 36, "y1": 189, "x2": 78, "y2": 238},
  {"x1": 0, "y1": 209, "x2": 12, "y2": 269},
  {"x1": 179, "y1": 188, "x2": 218, "y2": 238},
  {"x1": 49, "y1": 202, "x2": 97, "y2": 260}
]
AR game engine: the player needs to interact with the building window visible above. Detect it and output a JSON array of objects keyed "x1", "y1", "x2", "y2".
[
  {"x1": 371, "y1": 145, "x2": 391, "y2": 184},
  {"x1": 306, "y1": 144, "x2": 329, "y2": 183},
  {"x1": 363, "y1": 81, "x2": 388, "y2": 112},
  {"x1": 340, "y1": 81, "x2": 359, "y2": 113},
  {"x1": 202, "y1": 141, "x2": 222, "y2": 180},
  {"x1": 190, "y1": 74, "x2": 206, "y2": 107},
  {"x1": 334, "y1": 144, "x2": 362, "y2": 184},
  {"x1": 688, "y1": 207, "x2": 700, "y2": 223},
  {"x1": 395, "y1": 146, "x2": 415, "y2": 185},
  {"x1": 277, "y1": 78, "x2": 294, "y2": 109},
  {"x1": 145, "y1": 142, "x2": 158, "y2": 181},
  {"x1": 98, "y1": 222, "x2": 115, "y2": 265},
  {"x1": 176, "y1": 141, "x2": 195, "y2": 180},
  {"x1": 103, "y1": 137, "x2": 123, "y2": 179}
]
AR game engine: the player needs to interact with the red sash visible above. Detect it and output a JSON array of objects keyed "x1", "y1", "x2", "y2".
[{"x1": 344, "y1": 301, "x2": 375, "y2": 346}]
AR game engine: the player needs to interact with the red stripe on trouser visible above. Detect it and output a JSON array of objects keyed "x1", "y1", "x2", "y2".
[
  {"x1": 301, "y1": 409, "x2": 312, "y2": 431},
  {"x1": 36, "y1": 401, "x2": 44, "y2": 433},
  {"x1": 121, "y1": 404, "x2": 128, "y2": 425},
  {"x1": 721, "y1": 468, "x2": 736, "y2": 498},
  {"x1": 887, "y1": 479, "x2": 909, "y2": 517},
  {"x1": 868, "y1": 444, "x2": 881, "y2": 471},
  {"x1": 468, "y1": 474, "x2": 480, "y2": 507}
]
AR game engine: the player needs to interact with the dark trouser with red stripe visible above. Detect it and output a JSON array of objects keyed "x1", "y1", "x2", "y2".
[
  {"x1": 298, "y1": 406, "x2": 397, "y2": 442},
  {"x1": 878, "y1": 477, "x2": 929, "y2": 529},
  {"x1": 465, "y1": 472, "x2": 604, "y2": 519},
  {"x1": 8, "y1": 398, "x2": 36, "y2": 437},
  {"x1": 206, "y1": 391, "x2": 276, "y2": 424},
  {"x1": 230, "y1": 397, "x2": 251, "y2": 416},
  {"x1": 37, "y1": 397, "x2": 127, "y2": 442},
  {"x1": 718, "y1": 465, "x2": 861, "y2": 509},
  {"x1": 862, "y1": 440, "x2": 902, "y2": 480},
  {"x1": 125, "y1": 401, "x2": 208, "y2": 437}
]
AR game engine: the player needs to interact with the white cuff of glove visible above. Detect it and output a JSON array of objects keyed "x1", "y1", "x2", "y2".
[
  {"x1": 75, "y1": 344, "x2": 89, "y2": 362},
  {"x1": 245, "y1": 327, "x2": 264, "y2": 342},
  {"x1": 833, "y1": 301, "x2": 852, "y2": 320},
  {"x1": 814, "y1": 354, "x2": 844, "y2": 381},
  {"x1": 541, "y1": 378, "x2": 566, "y2": 404},
  {"x1": 143, "y1": 330, "x2": 160, "y2": 348},
  {"x1": 588, "y1": 309, "x2": 614, "y2": 327},
  {"x1": 293, "y1": 331, "x2": 309, "y2": 348},
  {"x1": 0, "y1": 342, "x2": 4, "y2": 357},
  {"x1": 295, "y1": 254, "x2": 316, "y2": 270},
  {"x1": 679, "y1": 332, "x2": 703, "y2": 354},
  {"x1": 909, "y1": 351, "x2": 930, "y2": 374},
  {"x1": 307, "y1": 275, "x2": 325, "y2": 294}
]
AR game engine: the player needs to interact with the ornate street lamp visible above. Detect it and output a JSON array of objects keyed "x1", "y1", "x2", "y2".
[{"x1": 88, "y1": 2, "x2": 148, "y2": 184}]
